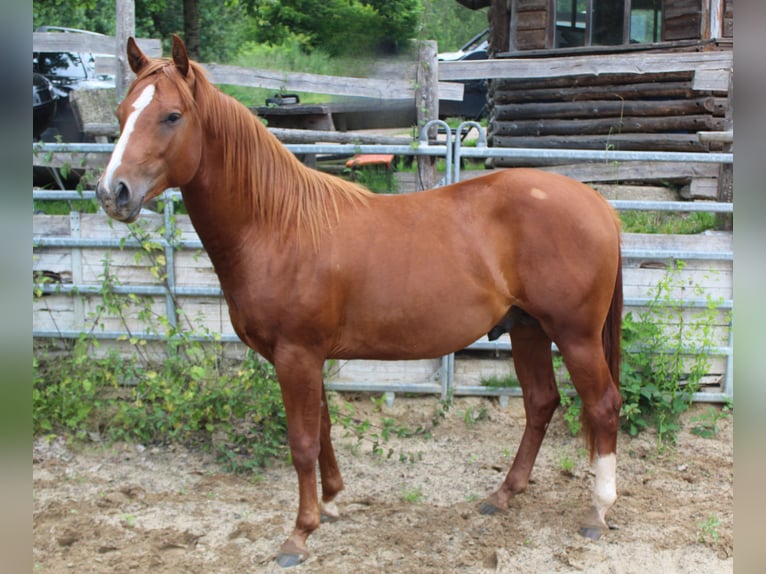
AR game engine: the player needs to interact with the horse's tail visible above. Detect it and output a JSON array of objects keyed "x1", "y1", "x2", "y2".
[{"x1": 602, "y1": 248, "x2": 623, "y2": 388}]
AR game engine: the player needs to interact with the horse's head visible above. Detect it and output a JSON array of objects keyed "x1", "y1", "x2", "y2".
[{"x1": 96, "y1": 35, "x2": 202, "y2": 222}]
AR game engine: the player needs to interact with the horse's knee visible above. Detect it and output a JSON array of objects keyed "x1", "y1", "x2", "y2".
[{"x1": 289, "y1": 434, "x2": 321, "y2": 471}]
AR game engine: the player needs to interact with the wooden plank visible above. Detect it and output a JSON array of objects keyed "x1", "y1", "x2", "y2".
[
  {"x1": 204, "y1": 63, "x2": 464, "y2": 102},
  {"x1": 491, "y1": 71, "x2": 694, "y2": 92},
  {"x1": 175, "y1": 297, "x2": 236, "y2": 336},
  {"x1": 440, "y1": 51, "x2": 732, "y2": 81},
  {"x1": 692, "y1": 68, "x2": 731, "y2": 92},
  {"x1": 491, "y1": 81, "x2": 700, "y2": 104},
  {"x1": 622, "y1": 231, "x2": 732, "y2": 253},
  {"x1": 325, "y1": 358, "x2": 441, "y2": 386},
  {"x1": 491, "y1": 97, "x2": 727, "y2": 120},
  {"x1": 32, "y1": 32, "x2": 161, "y2": 57},
  {"x1": 489, "y1": 115, "x2": 724, "y2": 137},
  {"x1": 490, "y1": 133, "x2": 710, "y2": 152},
  {"x1": 684, "y1": 178, "x2": 719, "y2": 200},
  {"x1": 535, "y1": 161, "x2": 719, "y2": 182}
]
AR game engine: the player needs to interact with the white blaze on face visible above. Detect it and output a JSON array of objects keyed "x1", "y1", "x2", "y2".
[
  {"x1": 592, "y1": 453, "x2": 617, "y2": 524},
  {"x1": 103, "y1": 84, "x2": 156, "y2": 193}
]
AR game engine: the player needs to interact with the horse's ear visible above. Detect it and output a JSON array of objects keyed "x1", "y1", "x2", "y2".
[
  {"x1": 127, "y1": 37, "x2": 150, "y2": 74},
  {"x1": 171, "y1": 34, "x2": 190, "y2": 77}
]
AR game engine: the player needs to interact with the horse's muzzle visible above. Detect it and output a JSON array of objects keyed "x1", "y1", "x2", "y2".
[{"x1": 96, "y1": 177, "x2": 143, "y2": 223}]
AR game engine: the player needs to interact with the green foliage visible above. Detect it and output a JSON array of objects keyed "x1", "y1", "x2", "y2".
[
  {"x1": 34, "y1": 232, "x2": 288, "y2": 470},
  {"x1": 34, "y1": 336, "x2": 288, "y2": 470},
  {"x1": 690, "y1": 402, "x2": 732, "y2": 439},
  {"x1": 250, "y1": 0, "x2": 420, "y2": 56},
  {"x1": 619, "y1": 262, "x2": 725, "y2": 443},
  {"x1": 418, "y1": 0, "x2": 488, "y2": 52},
  {"x1": 554, "y1": 262, "x2": 725, "y2": 445},
  {"x1": 480, "y1": 373, "x2": 519, "y2": 389},
  {"x1": 697, "y1": 513, "x2": 722, "y2": 546},
  {"x1": 558, "y1": 389, "x2": 582, "y2": 436},
  {"x1": 620, "y1": 210, "x2": 718, "y2": 234},
  {"x1": 401, "y1": 486, "x2": 425, "y2": 503},
  {"x1": 33, "y1": 0, "x2": 116, "y2": 35}
]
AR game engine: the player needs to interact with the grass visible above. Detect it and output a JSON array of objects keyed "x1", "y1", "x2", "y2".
[
  {"x1": 620, "y1": 210, "x2": 718, "y2": 234},
  {"x1": 219, "y1": 36, "x2": 387, "y2": 108}
]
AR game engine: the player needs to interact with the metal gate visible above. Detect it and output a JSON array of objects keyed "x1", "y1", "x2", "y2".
[{"x1": 33, "y1": 127, "x2": 733, "y2": 403}]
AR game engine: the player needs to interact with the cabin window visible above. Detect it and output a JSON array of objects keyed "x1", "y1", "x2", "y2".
[{"x1": 554, "y1": 0, "x2": 662, "y2": 48}]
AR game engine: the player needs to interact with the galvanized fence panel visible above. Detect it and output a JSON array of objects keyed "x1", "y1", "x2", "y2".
[{"x1": 33, "y1": 131, "x2": 733, "y2": 403}]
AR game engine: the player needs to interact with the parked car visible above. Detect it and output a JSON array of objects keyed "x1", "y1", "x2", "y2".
[
  {"x1": 33, "y1": 73, "x2": 57, "y2": 141},
  {"x1": 438, "y1": 29, "x2": 489, "y2": 120},
  {"x1": 33, "y1": 26, "x2": 115, "y2": 143},
  {"x1": 34, "y1": 27, "x2": 116, "y2": 187}
]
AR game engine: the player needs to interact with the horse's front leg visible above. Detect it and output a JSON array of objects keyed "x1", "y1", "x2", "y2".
[{"x1": 273, "y1": 349, "x2": 326, "y2": 567}]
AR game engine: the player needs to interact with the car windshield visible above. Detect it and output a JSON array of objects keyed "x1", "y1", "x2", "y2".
[{"x1": 34, "y1": 52, "x2": 91, "y2": 80}]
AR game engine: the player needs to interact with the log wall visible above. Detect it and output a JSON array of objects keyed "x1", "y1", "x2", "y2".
[{"x1": 486, "y1": 46, "x2": 732, "y2": 185}]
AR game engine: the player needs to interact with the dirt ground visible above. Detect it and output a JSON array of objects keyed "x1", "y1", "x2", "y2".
[{"x1": 33, "y1": 396, "x2": 733, "y2": 573}]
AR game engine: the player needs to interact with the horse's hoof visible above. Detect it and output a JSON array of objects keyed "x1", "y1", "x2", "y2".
[
  {"x1": 579, "y1": 526, "x2": 604, "y2": 540},
  {"x1": 479, "y1": 501, "x2": 501, "y2": 516},
  {"x1": 276, "y1": 539, "x2": 309, "y2": 568},
  {"x1": 276, "y1": 553, "x2": 304, "y2": 568},
  {"x1": 320, "y1": 500, "x2": 340, "y2": 523}
]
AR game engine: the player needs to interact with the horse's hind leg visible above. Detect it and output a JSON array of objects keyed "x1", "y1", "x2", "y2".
[
  {"x1": 556, "y1": 334, "x2": 622, "y2": 539},
  {"x1": 481, "y1": 321, "x2": 559, "y2": 514},
  {"x1": 318, "y1": 385, "x2": 344, "y2": 522}
]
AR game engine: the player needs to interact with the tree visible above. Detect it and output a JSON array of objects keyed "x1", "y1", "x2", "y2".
[
  {"x1": 452, "y1": 0, "x2": 509, "y2": 55},
  {"x1": 182, "y1": 0, "x2": 201, "y2": 60},
  {"x1": 248, "y1": 0, "x2": 421, "y2": 56},
  {"x1": 33, "y1": 0, "x2": 248, "y2": 62}
]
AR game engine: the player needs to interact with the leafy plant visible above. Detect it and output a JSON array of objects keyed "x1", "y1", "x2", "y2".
[
  {"x1": 554, "y1": 262, "x2": 725, "y2": 444},
  {"x1": 619, "y1": 261, "x2": 725, "y2": 443},
  {"x1": 690, "y1": 403, "x2": 732, "y2": 439},
  {"x1": 480, "y1": 373, "x2": 519, "y2": 389},
  {"x1": 558, "y1": 389, "x2": 582, "y2": 436},
  {"x1": 401, "y1": 486, "x2": 425, "y2": 504},
  {"x1": 697, "y1": 513, "x2": 722, "y2": 546}
]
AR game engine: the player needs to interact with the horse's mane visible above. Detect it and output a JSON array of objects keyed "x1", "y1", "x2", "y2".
[{"x1": 134, "y1": 58, "x2": 373, "y2": 247}]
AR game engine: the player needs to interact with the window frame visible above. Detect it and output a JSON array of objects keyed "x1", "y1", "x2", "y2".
[{"x1": 552, "y1": 0, "x2": 663, "y2": 49}]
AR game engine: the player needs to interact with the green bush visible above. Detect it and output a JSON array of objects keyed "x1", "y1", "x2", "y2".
[
  {"x1": 34, "y1": 337, "x2": 288, "y2": 471},
  {"x1": 557, "y1": 261, "x2": 726, "y2": 444}
]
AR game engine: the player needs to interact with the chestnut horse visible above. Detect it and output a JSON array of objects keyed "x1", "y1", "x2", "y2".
[{"x1": 96, "y1": 35, "x2": 623, "y2": 567}]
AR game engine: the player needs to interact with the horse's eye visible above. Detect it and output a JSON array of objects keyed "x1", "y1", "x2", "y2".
[{"x1": 165, "y1": 112, "x2": 182, "y2": 124}]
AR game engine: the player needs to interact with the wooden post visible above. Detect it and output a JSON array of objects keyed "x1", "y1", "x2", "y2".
[
  {"x1": 115, "y1": 0, "x2": 136, "y2": 101},
  {"x1": 415, "y1": 40, "x2": 438, "y2": 191},
  {"x1": 716, "y1": 67, "x2": 733, "y2": 230}
]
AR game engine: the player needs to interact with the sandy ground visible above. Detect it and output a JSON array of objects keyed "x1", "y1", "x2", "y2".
[{"x1": 33, "y1": 396, "x2": 732, "y2": 573}]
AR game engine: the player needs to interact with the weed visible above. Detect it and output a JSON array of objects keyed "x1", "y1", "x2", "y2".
[
  {"x1": 462, "y1": 405, "x2": 489, "y2": 426},
  {"x1": 402, "y1": 486, "x2": 425, "y2": 504},
  {"x1": 559, "y1": 454, "x2": 576, "y2": 476},
  {"x1": 553, "y1": 262, "x2": 724, "y2": 445},
  {"x1": 620, "y1": 211, "x2": 718, "y2": 235},
  {"x1": 558, "y1": 389, "x2": 582, "y2": 436},
  {"x1": 697, "y1": 513, "x2": 721, "y2": 545},
  {"x1": 480, "y1": 374, "x2": 519, "y2": 389},
  {"x1": 690, "y1": 403, "x2": 732, "y2": 439},
  {"x1": 620, "y1": 262, "x2": 725, "y2": 444}
]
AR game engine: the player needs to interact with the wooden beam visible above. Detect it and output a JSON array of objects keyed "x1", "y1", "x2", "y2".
[
  {"x1": 439, "y1": 50, "x2": 733, "y2": 81},
  {"x1": 32, "y1": 32, "x2": 161, "y2": 57},
  {"x1": 204, "y1": 63, "x2": 464, "y2": 102},
  {"x1": 415, "y1": 41, "x2": 439, "y2": 191}
]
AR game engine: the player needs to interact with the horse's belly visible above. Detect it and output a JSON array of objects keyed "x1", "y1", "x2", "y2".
[{"x1": 331, "y1": 295, "x2": 503, "y2": 360}]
